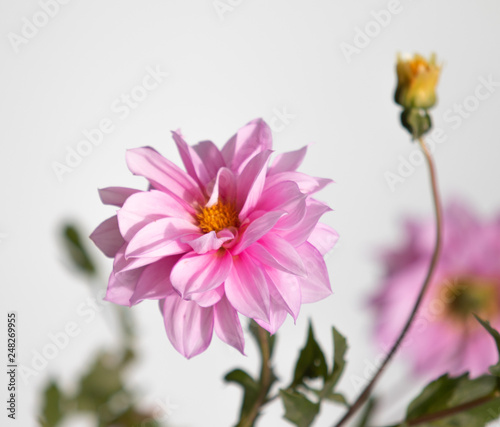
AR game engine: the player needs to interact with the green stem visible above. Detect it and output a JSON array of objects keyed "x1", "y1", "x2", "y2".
[
  {"x1": 334, "y1": 137, "x2": 443, "y2": 427},
  {"x1": 237, "y1": 326, "x2": 273, "y2": 427}
]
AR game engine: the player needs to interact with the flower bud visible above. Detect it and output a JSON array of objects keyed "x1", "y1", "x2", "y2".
[{"x1": 395, "y1": 53, "x2": 441, "y2": 109}]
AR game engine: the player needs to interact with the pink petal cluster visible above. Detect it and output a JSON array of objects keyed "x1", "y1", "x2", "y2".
[
  {"x1": 90, "y1": 119, "x2": 338, "y2": 358},
  {"x1": 370, "y1": 202, "x2": 500, "y2": 377}
]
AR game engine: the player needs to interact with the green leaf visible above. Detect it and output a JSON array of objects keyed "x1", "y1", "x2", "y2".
[
  {"x1": 225, "y1": 369, "x2": 260, "y2": 420},
  {"x1": 291, "y1": 322, "x2": 328, "y2": 388},
  {"x1": 475, "y1": 315, "x2": 500, "y2": 376},
  {"x1": 280, "y1": 389, "x2": 320, "y2": 427},
  {"x1": 403, "y1": 373, "x2": 500, "y2": 427},
  {"x1": 39, "y1": 381, "x2": 64, "y2": 427},
  {"x1": 323, "y1": 391, "x2": 349, "y2": 407},
  {"x1": 328, "y1": 327, "x2": 348, "y2": 388},
  {"x1": 62, "y1": 224, "x2": 96, "y2": 276}
]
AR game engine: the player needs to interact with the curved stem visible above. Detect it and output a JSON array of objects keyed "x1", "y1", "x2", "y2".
[
  {"x1": 237, "y1": 326, "x2": 273, "y2": 427},
  {"x1": 334, "y1": 137, "x2": 443, "y2": 427}
]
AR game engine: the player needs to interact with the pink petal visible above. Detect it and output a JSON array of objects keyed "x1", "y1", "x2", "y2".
[
  {"x1": 182, "y1": 230, "x2": 234, "y2": 254},
  {"x1": 278, "y1": 199, "x2": 332, "y2": 247},
  {"x1": 268, "y1": 146, "x2": 307, "y2": 175},
  {"x1": 221, "y1": 118, "x2": 272, "y2": 174},
  {"x1": 129, "y1": 257, "x2": 179, "y2": 305},
  {"x1": 188, "y1": 285, "x2": 225, "y2": 307},
  {"x1": 214, "y1": 295, "x2": 245, "y2": 354},
  {"x1": 161, "y1": 296, "x2": 214, "y2": 359},
  {"x1": 90, "y1": 216, "x2": 125, "y2": 258},
  {"x1": 118, "y1": 190, "x2": 195, "y2": 241},
  {"x1": 265, "y1": 267, "x2": 301, "y2": 321},
  {"x1": 296, "y1": 242, "x2": 332, "y2": 303},
  {"x1": 307, "y1": 223, "x2": 339, "y2": 256},
  {"x1": 232, "y1": 211, "x2": 285, "y2": 255},
  {"x1": 237, "y1": 150, "x2": 273, "y2": 220},
  {"x1": 126, "y1": 147, "x2": 204, "y2": 206},
  {"x1": 113, "y1": 243, "x2": 163, "y2": 274},
  {"x1": 125, "y1": 218, "x2": 198, "y2": 258},
  {"x1": 206, "y1": 167, "x2": 237, "y2": 207},
  {"x1": 254, "y1": 282, "x2": 288, "y2": 335},
  {"x1": 170, "y1": 250, "x2": 233, "y2": 297},
  {"x1": 257, "y1": 181, "x2": 307, "y2": 230},
  {"x1": 225, "y1": 252, "x2": 270, "y2": 323},
  {"x1": 265, "y1": 171, "x2": 333, "y2": 195},
  {"x1": 172, "y1": 131, "x2": 209, "y2": 188},
  {"x1": 98, "y1": 187, "x2": 140, "y2": 207},
  {"x1": 245, "y1": 233, "x2": 306, "y2": 276},
  {"x1": 193, "y1": 140, "x2": 226, "y2": 182},
  {"x1": 105, "y1": 268, "x2": 143, "y2": 307}
]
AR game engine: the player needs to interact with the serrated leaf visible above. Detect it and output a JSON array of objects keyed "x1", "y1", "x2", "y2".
[
  {"x1": 280, "y1": 389, "x2": 320, "y2": 427},
  {"x1": 40, "y1": 381, "x2": 64, "y2": 427},
  {"x1": 225, "y1": 369, "x2": 260, "y2": 420},
  {"x1": 475, "y1": 315, "x2": 500, "y2": 376},
  {"x1": 291, "y1": 322, "x2": 328, "y2": 388}
]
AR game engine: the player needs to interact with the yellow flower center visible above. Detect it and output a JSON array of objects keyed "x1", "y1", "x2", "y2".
[{"x1": 196, "y1": 201, "x2": 239, "y2": 233}]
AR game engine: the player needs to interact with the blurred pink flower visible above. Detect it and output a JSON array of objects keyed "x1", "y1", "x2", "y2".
[
  {"x1": 90, "y1": 119, "x2": 338, "y2": 358},
  {"x1": 370, "y1": 202, "x2": 500, "y2": 377}
]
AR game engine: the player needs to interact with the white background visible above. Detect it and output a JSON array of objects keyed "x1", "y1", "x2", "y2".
[{"x1": 2, "y1": 0, "x2": 500, "y2": 426}]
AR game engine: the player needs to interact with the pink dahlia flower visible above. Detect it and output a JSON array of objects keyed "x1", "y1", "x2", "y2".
[
  {"x1": 90, "y1": 119, "x2": 338, "y2": 358},
  {"x1": 370, "y1": 201, "x2": 500, "y2": 377}
]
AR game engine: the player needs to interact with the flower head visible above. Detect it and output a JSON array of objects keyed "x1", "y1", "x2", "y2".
[
  {"x1": 370, "y1": 202, "x2": 500, "y2": 377},
  {"x1": 395, "y1": 53, "x2": 441, "y2": 110},
  {"x1": 90, "y1": 119, "x2": 338, "y2": 358}
]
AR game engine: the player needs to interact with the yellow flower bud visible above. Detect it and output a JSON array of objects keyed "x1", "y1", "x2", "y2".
[{"x1": 395, "y1": 53, "x2": 441, "y2": 109}]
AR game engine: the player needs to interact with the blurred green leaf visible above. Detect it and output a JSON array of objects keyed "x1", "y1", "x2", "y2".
[
  {"x1": 475, "y1": 315, "x2": 500, "y2": 376},
  {"x1": 39, "y1": 381, "x2": 64, "y2": 427},
  {"x1": 62, "y1": 224, "x2": 96, "y2": 276},
  {"x1": 225, "y1": 369, "x2": 260, "y2": 420},
  {"x1": 291, "y1": 322, "x2": 328, "y2": 388},
  {"x1": 327, "y1": 327, "x2": 347, "y2": 387},
  {"x1": 356, "y1": 398, "x2": 377, "y2": 427},
  {"x1": 401, "y1": 373, "x2": 500, "y2": 426},
  {"x1": 280, "y1": 389, "x2": 320, "y2": 427}
]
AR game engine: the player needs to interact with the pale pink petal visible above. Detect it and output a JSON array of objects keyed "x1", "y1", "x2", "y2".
[
  {"x1": 221, "y1": 118, "x2": 272, "y2": 174},
  {"x1": 232, "y1": 211, "x2": 285, "y2": 255},
  {"x1": 255, "y1": 282, "x2": 288, "y2": 334},
  {"x1": 237, "y1": 150, "x2": 273, "y2": 220},
  {"x1": 118, "y1": 190, "x2": 195, "y2": 241},
  {"x1": 278, "y1": 199, "x2": 332, "y2": 247},
  {"x1": 89, "y1": 216, "x2": 125, "y2": 258},
  {"x1": 225, "y1": 252, "x2": 270, "y2": 323},
  {"x1": 214, "y1": 295, "x2": 245, "y2": 354},
  {"x1": 126, "y1": 147, "x2": 204, "y2": 205},
  {"x1": 245, "y1": 233, "x2": 306, "y2": 276},
  {"x1": 105, "y1": 268, "x2": 143, "y2": 307},
  {"x1": 206, "y1": 167, "x2": 237, "y2": 207},
  {"x1": 170, "y1": 250, "x2": 233, "y2": 297},
  {"x1": 161, "y1": 296, "x2": 214, "y2": 359},
  {"x1": 113, "y1": 244, "x2": 163, "y2": 274},
  {"x1": 182, "y1": 230, "x2": 234, "y2": 254},
  {"x1": 307, "y1": 223, "x2": 339, "y2": 256},
  {"x1": 129, "y1": 257, "x2": 180, "y2": 305},
  {"x1": 98, "y1": 187, "x2": 140, "y2": 207},
  {"x1": 188, "y1": 285, "x2": 225, "y2": 307},
  {"x1": 172, "y1": 131, "x2": 210, "y2": 188},
  {"x1": 257, "y1": 181, "x2": 307, "y2": 229},
  {"x1": 265, "y1": 171, "x2": 333, "y2": 195},
  {"x1": 265, "y1": 267, "x2": 301, "y2": 321},
  {"x1": 296, "y1": 242, "x2": 332, "y2": 303},
  {"x1": 125, "y1": 218, "x2": 197, "y2": 258},
  {"x1": 193, "y1": 140, "x2": 226, "y2": 181},
  {"x1": 268, "y1": 146, "x2": 307, "y2": 175}
]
